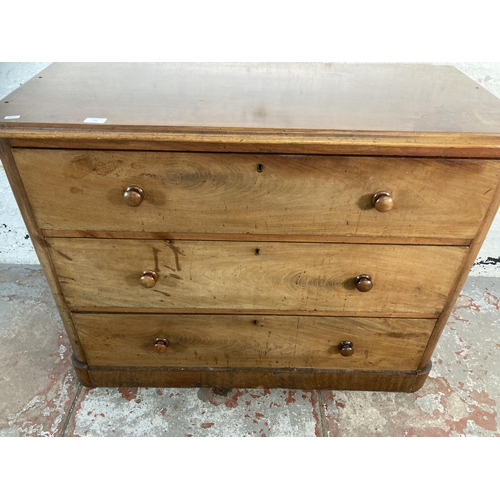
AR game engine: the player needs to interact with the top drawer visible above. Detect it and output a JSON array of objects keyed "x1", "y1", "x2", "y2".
[{"x1": 13, "y1": 149, "x2": 500, "y2": 240}]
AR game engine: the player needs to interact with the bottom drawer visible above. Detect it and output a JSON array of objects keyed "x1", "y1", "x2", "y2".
[{"x1": 74, "y1": 313, "x2": 435, "y2": 371}]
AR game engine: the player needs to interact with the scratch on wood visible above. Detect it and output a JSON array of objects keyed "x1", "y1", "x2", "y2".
[
  {"x1": 354, "y1": 210, "x2": 362, "y2": 236},
  {"x1": 189, "y1": 247, "x2": 194, "y2": 280},
  {"x1": 165, "y1": 240, "x2": 185, "y2": 271},
  {"x1": 59, "y1": 275, "x2": 76, "y2": 282},
  {"x1": 293, "y1": 317, "x2": 300, "y2": 359},
  {"x1": 153, "y1": 290, "x2": 171, "y2": 298},
  {"x1": 56, "y1": 250, "x2": 73, "y2": 261},
  {"x1": 152, "y1": 247, "x2": 160, "y2": 272}
]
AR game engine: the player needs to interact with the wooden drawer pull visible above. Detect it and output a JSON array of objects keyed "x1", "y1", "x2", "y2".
[
  {"x1": 338, "y1": 341, "x2": 354, "y2": 357},
  {"x1": 140, "y1": 270, "x2": 158, "y2": 288},
  {"x1": 372, "y1": 191, "x2": 394, "y2": 212},
  {"x1": 123, "y1": 185, "x2": 145, "y2": 207},
  {"x1": 356, "y1": 274, "x2": 373, "y2": 292},
  {"x1": 154, "y1": 338, "x2": 169, "y2": 353}
]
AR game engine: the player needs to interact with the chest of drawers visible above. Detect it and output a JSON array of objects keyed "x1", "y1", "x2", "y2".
[{"x1": 1, "y1": 63, "x2": 500, "y2": 392}]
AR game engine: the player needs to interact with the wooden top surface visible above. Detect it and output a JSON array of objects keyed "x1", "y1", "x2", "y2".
[{"x1": 1, "y1": 63, "x2": 500, "y2": 135}]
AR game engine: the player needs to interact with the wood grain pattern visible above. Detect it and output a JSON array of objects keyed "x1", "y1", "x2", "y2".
[
  {"x1": 3, "y1": 64, "x2": 500, "y2": 157},
  {"x1": 2, "y1": 63, "x2": 500, "y2": 134},
  {"x1": 74, "y1": 313, "x2": 435, "y2": 371},
  {"x1": 418, "y1": 169, "x2": 500, "y2": 369},
  {"x1": 72, "y1": 357, "x2": 432, "y2": 392},
  {"x1": 47, "y1": 238, "x2": 468, "y2": 315},
  {"x1": 14, "y1": 149, "x2": 500, "y2": 239},
  {"x1": 0, "y1": 140, "x2": 87, "y2": 364}
]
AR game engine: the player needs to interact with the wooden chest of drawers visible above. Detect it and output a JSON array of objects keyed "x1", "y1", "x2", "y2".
[{"x1": 2, "y1": 63, "x2": 500, "y2": 392}]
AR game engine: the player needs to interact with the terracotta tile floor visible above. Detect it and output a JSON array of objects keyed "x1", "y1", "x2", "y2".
[{"x1": 1, "y1": 264, "x2": 498, "y2": 437}]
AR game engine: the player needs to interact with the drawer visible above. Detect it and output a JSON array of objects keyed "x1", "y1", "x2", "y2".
[
  {"x1": 15, "y1": 149, "x2": 500, "y2": 240},
  {"x1": 73, "y1": 313, "x2": 436, "y2": 371},
  {"x1": 48, "y1": 238, "x2": 467, "y2": 315}
]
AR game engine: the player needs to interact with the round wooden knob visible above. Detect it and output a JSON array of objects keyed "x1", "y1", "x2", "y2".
[
  {"x1": 356, "y1": 274, "x2": 373, "y2": 292},
  {"x1": 372, "y1": 191, "x2": 394, "y2": 212},
  {"x1": 154, "y1": 338, "x2": 169, "y2": 353},
  {"x1": 140, "y1": 270, "x2": 158, "y2": 288},
  {"x1": 339, "y1": 341, "x2": 354, "y2": 357},
  {"x1": 123, "y1": 185, "x2": 145, "y2": 207}
]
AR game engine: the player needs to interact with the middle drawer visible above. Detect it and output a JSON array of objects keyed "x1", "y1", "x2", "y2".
[{"x1": 48, "y1": 238, "x2": 467, "y2": 316}]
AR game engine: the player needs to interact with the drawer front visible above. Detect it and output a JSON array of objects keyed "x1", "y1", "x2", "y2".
[
  {"x1": 74, "y1": 313, "x2": 435, "y2": 371},
  {"x1": 49, "y1": 238, "x2": 467, "y2": 315},
  {"x1": 15, "y1": 149, "x2": 500, "y2": 239}
]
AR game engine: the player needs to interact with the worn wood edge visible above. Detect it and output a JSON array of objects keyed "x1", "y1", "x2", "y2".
[
  {"x1": 41, "y1": 229, "x2": 471, "y2": 246},
  {"x1": 0, "y1": 139, "x2": 88, "y2": 364},
  {"x1": 71, "y1": 356, "x2": 92, "y2": 387},
  {"x1": 3, "y1": 125, "x2": 500, "y2": 145},
  {"x1": 77, "y1": 359, "x2": 432, "y2": 391},
  {"x1": 69, "y1": 307, "x2": 440, "y2": 318},
  {"x1": 5, "y1": 129, "x2": 500, "y2": 157},
  {"x1": 418, "y1": 175, "x2": 500, "y2": 369},
  {"x1": 412, "y1": 361, "x2": 432, "y2": 392},
  {"x1": 10, "y1": 138, "x2": 500, "y2": 158}
]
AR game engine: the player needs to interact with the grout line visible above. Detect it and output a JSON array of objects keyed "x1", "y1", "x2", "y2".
[
  {"x1": 317, "y1": 391, "x2": 328, "y2": 437},
  {"x1": 59, "y1": 382, "x2": 83, "y2": 437}
]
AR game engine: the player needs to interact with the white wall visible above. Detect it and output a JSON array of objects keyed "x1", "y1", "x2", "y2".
[{"x1": 1, "y1": 62, "x2": 499, "y2": 275}]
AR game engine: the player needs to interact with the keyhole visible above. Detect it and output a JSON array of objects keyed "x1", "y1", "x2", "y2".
[{"x1": 257, "y1": 164, "x2": 263, "y2": 172}]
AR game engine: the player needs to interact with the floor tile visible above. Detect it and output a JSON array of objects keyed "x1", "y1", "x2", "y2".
[
  {"x1": 0, "y1": 265, "x2": 80, "y2": 436},
  {"x1": 66, "y1": 387, "x2": 321, "y2": 437}
]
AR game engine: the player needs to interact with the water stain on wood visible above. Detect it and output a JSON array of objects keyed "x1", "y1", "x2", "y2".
[{"x1": 64, "y1": 153, "x2": 124, "y2": 179}]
